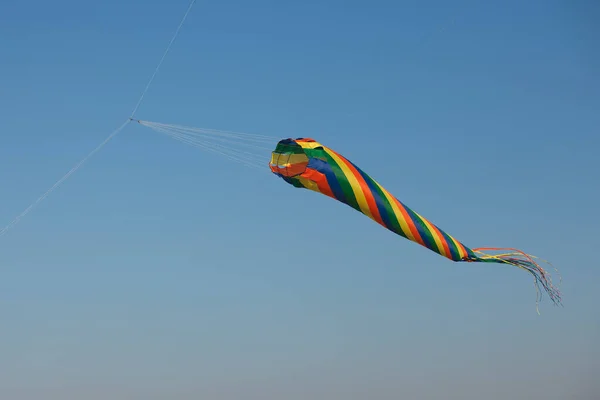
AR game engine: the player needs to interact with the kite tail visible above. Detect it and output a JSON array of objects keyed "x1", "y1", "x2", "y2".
[{"x1": 470, "y1": 247, "x2": 562, "y2": 312}]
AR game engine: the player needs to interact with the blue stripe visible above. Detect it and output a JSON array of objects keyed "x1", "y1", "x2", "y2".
[
  {"x1": 437, "y1": 228, "x2": 461, "y2": 261},
  {"x1": 402, "y1": 205, "x2": 440, "y2": 255},
  {"x1": 345, "y1": 159, "x2": 403, "y2": 237},
  {"x1": 345, "y1": 159, "x2": 438, "y2": 253},
  {"x1": 307, "y1": 157, "x2": 347, "y2": 204}
]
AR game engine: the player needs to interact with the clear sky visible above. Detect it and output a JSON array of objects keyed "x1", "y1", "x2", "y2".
[{"x1": 1, "y1": 0, "x2": 598, "y2": 399}]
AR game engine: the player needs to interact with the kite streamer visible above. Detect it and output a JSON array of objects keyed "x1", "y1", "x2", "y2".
[{"x1": 269, "y1": 138, "x2": 562, "y2": 310}]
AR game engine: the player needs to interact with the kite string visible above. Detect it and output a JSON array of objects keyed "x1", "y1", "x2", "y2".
[
  {"x1": 129, "y1": 0, "x2": 197, "y2": 119},
  {"x1": 169, "y1": 134, "x2": 265, "y2": 170},
  {"x1": 142, "y1": 122, "x2": 274, "y2": 152},
  {"x1": 136, "y1": 119, "x2": 279, "y2": 168},
  {"x1": 138, "y1": 120, "x2": 276, "y2": 142},
  {"x1": 0, "y1": 0, "x2": 197, "y2": 238},
  {"x1": 0, "y1": 120, "x2": 129, "y2": 237},
  {"x1": 142, "y1": 122, "x2": 267, "y2": 170}
]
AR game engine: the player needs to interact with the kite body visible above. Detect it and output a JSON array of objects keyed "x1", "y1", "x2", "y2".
[{"x1": 269, "y1": 138, "x2": 561, "y2": 308}]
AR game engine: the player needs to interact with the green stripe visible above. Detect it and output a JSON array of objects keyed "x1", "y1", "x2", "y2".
[
  {"x1": 286, "y1": 176, "x2": 305, "y2": 188},
  {"x1": 440, "y1": 230, "x2": 461, "y2": 261},
  {"x1": 318, "y1": 148, "x2": 361, "y2": 212},
  {"x1": 275, "y1": 142, "x2": 305, "y2": 154},
  {"x1": 405, "y1": 209, "x2": 444, "y2": 256},
  {"x1": 360, "y1": 173, "x2": 410, "y2": 240}
]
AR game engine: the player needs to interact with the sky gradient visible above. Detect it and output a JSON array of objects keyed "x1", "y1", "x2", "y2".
[{"x1": 1, "y1": 0, "x2": 599, "y2": 399}]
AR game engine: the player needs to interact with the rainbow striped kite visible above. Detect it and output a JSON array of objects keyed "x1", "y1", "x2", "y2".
[{"x1": 269, "y1": 138, "x2": 561, "y2": 309}]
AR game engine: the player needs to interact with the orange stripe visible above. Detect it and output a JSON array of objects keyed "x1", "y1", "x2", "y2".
[
  {"x1": 323, "y1": 146, "x2": 426, "y2": 248},
  {"x1": 270, "y1": 163, "x2": 308, "y2": 177},
  {"x1": 301, "y1": 168, "x2": 335, "y2": 199},
  {"x1": 332, "y1": 152, "x2": 386, "y2": 227},
  {"x1": 389, "y1": 195, "x2": 427, "y2": 247},
  {"x1": 428, "y1": 224, "x2": 452, "y2": 260},
  {"x1": 454, "y1": 240, "x2": 469, "y2": 259}
]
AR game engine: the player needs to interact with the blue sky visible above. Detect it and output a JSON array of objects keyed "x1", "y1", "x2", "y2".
[{"x1": 1, "y1": 0, "x2": 598, "y2": 398}]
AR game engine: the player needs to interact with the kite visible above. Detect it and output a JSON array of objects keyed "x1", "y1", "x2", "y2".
[{"x1": 269, "y1": 137, "x2": 561, "y2": 309}]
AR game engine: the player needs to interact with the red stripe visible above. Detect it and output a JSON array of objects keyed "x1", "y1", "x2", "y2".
[
  {"x1": 301, "y1": 168, "x2": 335, "y2": 198},
  {"x1": 270, "y1": 163, "x2": 308, "y2": 177},
  {"x1": 428, "y1": 223, "x2": 452, "y2": 260},
  {"x1": 330, "y1": 151, "x2": 386, "y2": 227},
  {"x1": 389, "y1": 196, "x2": 427, "y2": 247}
]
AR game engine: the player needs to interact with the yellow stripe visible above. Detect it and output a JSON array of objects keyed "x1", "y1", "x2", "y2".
[
  {"x1": 270, "y1": 152, "x2": 308, "y2": 166},
  {"x1": 291, "y1": 139, "x2": 467, "y2": 260},
  {"x1": 297, "y1": 141, "x2": 323, "y2": 150},
  {"x1": 297, "y1": 176, "x2": 321, "y2": 193},
  {"x1": 411, "y1": 211, "x2": 448, "y2": 258},
  {"x1": 447, "y1": 235, "x2": 467, "y2": 259},
  {"x1": 323, "y1": 148, "x2": 375, "y2": 220},
  {"x1": 371, "y1": 180, "x2": 418, "y2": 243}
]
